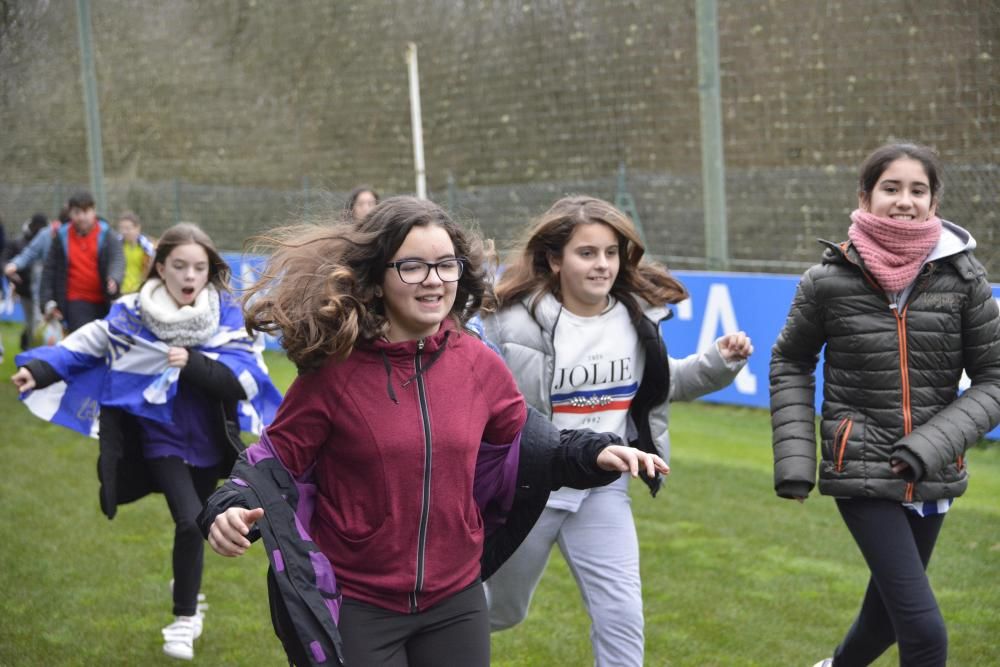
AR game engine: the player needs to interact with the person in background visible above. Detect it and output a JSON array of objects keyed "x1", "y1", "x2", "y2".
[
  {"x1": 480, "y1": 195, "x2": 753, "y2": 667},
  {"x1": 200, "y1": 196, "x2": 668, "y2": 666},
  {"x1": 344, "y1": 184, "x2": 379, "y2": 222},
  {"x1": 770, "y1": 142, "x2": 1000, "y2": 667},
  {"x1": 4, "y1": 208, "x2": 68, "y2": 306},
  {"x1": 11, "y1": 222, "x2": 282, "y2": 661},
  {"x1": 117, "y1": 211, "x2": 156, "y2": 294},
  {"x1": 39, "y1": 192, "x2": 124, "y2": 332},
  {"x1": 1, "y1": 213, "x2": 49, "y2": 349}
]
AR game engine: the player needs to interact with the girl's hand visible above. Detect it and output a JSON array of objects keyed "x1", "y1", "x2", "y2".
[
  {"x1": 891, "y1": 460, "x2": 911, "y2": 476},
  {"x1": 718, "y1": 331, "x2": 754, "y2": 361},
  {"x1": 167, "y1": 346, "x2": 190, "y2": 368},
  {"x1": 208, "y1": 507, "x2": 265, "y2": 557},
  {"x1": 11, "y1": 367, "x2": 37, "y2": 393},
  {"x1": 596, "y1": 445, "x2": 670, "y2": 478}
]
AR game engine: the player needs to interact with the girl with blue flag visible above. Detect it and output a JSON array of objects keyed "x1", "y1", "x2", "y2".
[{"x1": 11, "y1": 222, "x2": 282, "y2": 661}]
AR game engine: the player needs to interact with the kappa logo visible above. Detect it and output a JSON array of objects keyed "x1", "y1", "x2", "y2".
[
  {"x1": 916, "y1": 292, "x2": 961, "y2": 312},
  {"x1": 75, "y1": 397, "x2": 100, "y2": 423}
]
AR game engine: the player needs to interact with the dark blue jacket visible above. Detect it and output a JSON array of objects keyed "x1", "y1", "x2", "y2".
[{"x1": 40, "y1": 219, "x2": 125, "y2": 314}]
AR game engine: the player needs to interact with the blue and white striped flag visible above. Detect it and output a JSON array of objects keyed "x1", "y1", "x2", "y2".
[{"x1": 15, "y1": 291, "x2": 282, "y2": 438}]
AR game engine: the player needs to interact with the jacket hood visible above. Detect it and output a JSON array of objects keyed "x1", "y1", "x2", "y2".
[
  {"x1": 361, "y1": 319, "x2": 458, "y2": 404},
  {"x1": 362, "y1": 318, "x2": 458, "y2": 357},
  {"x1": 926, "y1": 219, "x2": 976, "y2": 262}
]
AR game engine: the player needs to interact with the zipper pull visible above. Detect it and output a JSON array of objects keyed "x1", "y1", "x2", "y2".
[
  {"x1": 417, "y1": 338, "x2": 425, "y2": 351},
  {"x1": 888, "y1": 303, "x2": 898, "y2": 311}
]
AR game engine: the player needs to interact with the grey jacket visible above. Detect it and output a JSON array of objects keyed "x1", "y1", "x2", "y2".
[
  {"x1": 770, "y1": 222, "x2": 1000, "y2": 502},
  {"x1": 482, "y1": 292, "x2": 746, "y2": 494}
]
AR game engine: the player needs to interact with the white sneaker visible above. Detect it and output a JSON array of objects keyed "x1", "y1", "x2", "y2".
[
  {"x1": 812, "y1": 660, "x2": 834, "y2": 667},
  {"x1": 162, "y1": 616, "x2": 197, "y2": 660},
  {"x1": 168, "y1": 580, "x2": 207, "y2": 640}
]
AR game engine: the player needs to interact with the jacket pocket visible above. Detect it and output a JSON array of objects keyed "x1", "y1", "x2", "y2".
[
  {"x1": 821, "y1": 415, "x2": 863, "y2": 475},
  {"x1": 833, "y1": 418, "x2": 853, "y2": 472}
]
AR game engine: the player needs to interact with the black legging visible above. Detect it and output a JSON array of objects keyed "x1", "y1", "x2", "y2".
[
  {"x1": 833, "y1": 498, "x2": 947, "y2": 667},
  {"x1": 146, "y1": 456, "x2": 219, "y2": 617}
]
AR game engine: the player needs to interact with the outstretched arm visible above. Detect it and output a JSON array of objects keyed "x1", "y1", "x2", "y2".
[
  {"x1": 596, "y1": 445, "x2": 670, "y2": 478},
  {"x1": 669, "y1": 332, "x2": 752, "y2": 402},
  {"x1": 207, "y1": 506, "x2": 265, "y2": 557}
]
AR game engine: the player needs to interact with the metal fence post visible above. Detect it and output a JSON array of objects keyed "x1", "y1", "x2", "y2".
[
  {"x1": 75, "y1": 0, "x2": 106, "y2": 215},
  {"x1": 695, "y1": 0, "x2": 729, "y2": 270}
]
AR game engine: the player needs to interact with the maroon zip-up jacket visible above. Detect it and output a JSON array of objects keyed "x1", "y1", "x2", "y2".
[{"x1": 267, "y1": 320, "x2": 526, "y2": 614}]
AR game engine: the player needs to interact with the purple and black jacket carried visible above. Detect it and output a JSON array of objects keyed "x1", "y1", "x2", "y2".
[{"x1": 199, "y1": 406, "x2": 620, "y2": 666}]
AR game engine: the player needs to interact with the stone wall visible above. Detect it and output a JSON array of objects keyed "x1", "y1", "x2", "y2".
[{"x1": 1, "y1": 0, "x2": 996, "y2": 270}]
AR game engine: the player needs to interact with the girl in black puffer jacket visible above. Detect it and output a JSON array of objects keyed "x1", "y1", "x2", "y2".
[{"x1": 770, "y1": 142, "x2": 1000, "y2": 667}]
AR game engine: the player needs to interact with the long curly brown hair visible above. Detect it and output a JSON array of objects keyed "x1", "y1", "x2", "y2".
[
  {"x1": 483, "y1": 195, "x2": 688, "y2": 321},
  {"x1": 243, "y1": 196, "x2": 488, "y2": 371}
]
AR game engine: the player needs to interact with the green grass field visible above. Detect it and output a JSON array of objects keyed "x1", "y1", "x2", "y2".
[{"x1": 1, "y1": 321, "x2": 998, "y2": 666}]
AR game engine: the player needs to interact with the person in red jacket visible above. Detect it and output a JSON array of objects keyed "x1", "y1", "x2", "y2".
[{"x1": 205, "y1": 196, "x2": 667, "y2": 666}]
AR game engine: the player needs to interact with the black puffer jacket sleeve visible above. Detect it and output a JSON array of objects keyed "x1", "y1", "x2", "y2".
[
  {"x1": 769, "y1": 269, "x2": 826, "y2": 499},
  {"x1": 892, "y1": 264, "x2": 1000, "y2": 480}
]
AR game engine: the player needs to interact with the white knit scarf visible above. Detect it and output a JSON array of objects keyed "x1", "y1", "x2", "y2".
[{"x1": 139, "y1": 279, "x2": 220, "y2": 347}]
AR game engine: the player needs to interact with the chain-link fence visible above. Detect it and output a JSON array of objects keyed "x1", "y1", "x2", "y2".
[{"x1": 2, "y1": 1, "x2": 997, "y2": 273}]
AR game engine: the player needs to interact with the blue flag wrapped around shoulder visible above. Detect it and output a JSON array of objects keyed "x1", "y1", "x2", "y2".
[{"x1": 15, "y1": 291, "x2": 282, "y2": 439}]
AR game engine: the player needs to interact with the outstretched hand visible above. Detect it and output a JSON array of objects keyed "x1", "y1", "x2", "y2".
[
  {"x1": 208, "y1": 507, "x2": 265, "y2": 557},
  {"x1": 11, "y1": 367, "x2": 36, "y2": 393},
  {"x1": 596, "y1": 445, "x2": 670, "y2": 479},
  {"x1": 718, "y1": 331, "x2": 754, "y2": 362}
]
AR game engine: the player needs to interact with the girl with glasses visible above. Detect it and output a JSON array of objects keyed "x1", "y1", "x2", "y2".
[{"x1": 200, "y1": 195, "x2": 669, "y2": 666}]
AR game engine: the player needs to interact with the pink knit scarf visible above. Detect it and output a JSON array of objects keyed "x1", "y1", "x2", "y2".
[{"x1": 847, "y1": 209, "x2": 942, "y2": 292}]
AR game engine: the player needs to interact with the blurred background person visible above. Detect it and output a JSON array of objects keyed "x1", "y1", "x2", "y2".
[
  {"x1": 2, "y1": 213, "x2": 50, "y2": 349},
  {"x1": 343, "y1": 184, "x2": 379, "y2": 222},
  {"x1": 40, "y1": 191, "x2": 123, "y2": 332},
  {"x1": 117, "y1": 210, "x2": 156, "y2": 294}
]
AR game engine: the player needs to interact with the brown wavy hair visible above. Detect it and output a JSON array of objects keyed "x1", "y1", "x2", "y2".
[
  {"x1": 144, "y1": 222, "x2": 230, "y2": 292},
  {"x1": 484, "y1": 195, "x2": 688, "y2": 321},
  {"x1": 243, "y1": 196, "x2": 488, "y2": 371}
]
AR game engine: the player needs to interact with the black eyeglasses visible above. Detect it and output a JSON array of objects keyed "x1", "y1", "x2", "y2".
[{"x1": 385, "y1": 258, "x2": 467, "y2": 284}]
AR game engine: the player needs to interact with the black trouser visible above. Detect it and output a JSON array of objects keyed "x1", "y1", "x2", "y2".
[
  {"x1": 338, "y1": 579, "x2": 490, "y2": 667},
  {"x1": 147, "y1": 456, "x2": 219, "y2": 617},
  {"x1": 833, "y1": 498, "x2": 947, "y2": 667},
  {"x1": 19, "y1": 294, "x2": 37, "y2": 350},
  {"x1": 64, "y1": 299, "x2": 109, "y2": 332}
]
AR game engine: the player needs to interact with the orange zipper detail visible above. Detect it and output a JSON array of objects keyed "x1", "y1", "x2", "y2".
[
  {"x1": 834, "y1": 418, "x2": 853, "y2": 472},
  {"x1": 904, "y1": 482, "x2": 914, "y2": 502},
  {"x1": 894, "y1": 306, "x2": 913, "y2": 435},
  {"x1": 957, "y1": 455, "x2": 965, "y2": 471}
]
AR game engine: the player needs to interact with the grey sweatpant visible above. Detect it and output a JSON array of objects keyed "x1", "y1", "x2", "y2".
[{"x1": 485, "y1": 482, "x2": 644, "y2": 667}]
